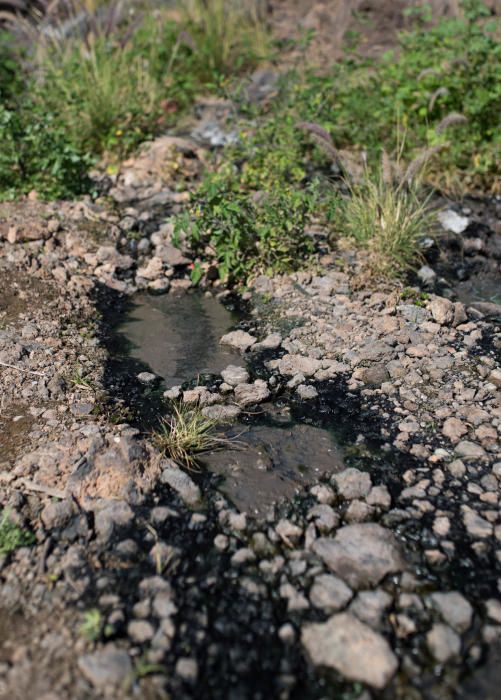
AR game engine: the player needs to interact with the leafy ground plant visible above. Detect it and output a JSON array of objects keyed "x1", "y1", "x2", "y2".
[
  {"x1": 177, "y1": 178, "x2": 317, "y2": 284},
  {"x1": 152, "y1": 402, "x2": 232, "y2": 469},
  {"x1": 0, "y1": 509, "x2": 36, "y2": 556}
]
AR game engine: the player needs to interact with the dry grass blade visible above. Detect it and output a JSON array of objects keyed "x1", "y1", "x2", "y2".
[
  {"x1": 436, "y1": 112, "x2": 468, "y2": 134},
  {"x1": 402, "y1": 144, "x2": 448, "y2": 186},
  {"x1": 152, "y1": 403, "x2": 236, "y2": 470},
  {"x1": 295, "y1": 121, "x2": 340, "y2": 162},
  {"x1": 428, "y1": 86, "x2": 449, "y2": 113},
  {"x1": 417, "y1": 67, "x2": 441, "y2": 81}
]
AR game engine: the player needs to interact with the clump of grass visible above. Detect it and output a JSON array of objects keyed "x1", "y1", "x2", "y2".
[
  {"x1": 341, "y1": 150, "x2": 437, "y2": 278},
  {"x1": 0, "y1": 509, "x2": 36, "y2": 556},
  {"x1": 183, "y1": 0, "x2": 269, "y2": 80},
  {"x1": 152, "y1": 403, "x2": 231, "y2": 469}
]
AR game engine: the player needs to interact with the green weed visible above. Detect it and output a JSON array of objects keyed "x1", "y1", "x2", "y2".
[{"x1": 0, "y1": 509, "x2": 36, "y2": 556}]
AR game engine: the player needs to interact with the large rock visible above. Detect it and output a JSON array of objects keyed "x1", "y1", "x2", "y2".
[
  {"x1": 429, "y1": 592, "x2": 473, "y2": 633},
  {"x1": 302, "y1": 613, "x2": 398, "y2": 689},
  {"x1": 234, "y1": 379, "x2": 270, "y2": 406},
  {"x1": 312, "y1": 524, "x2": 406, "y2": 589},
  {"x1": 220, "y1": 330, "x2": 257, "y2": 352},
  {"x1": 78, "y1": 646, "x2": 132, "y2": 688},
  {"x1": 278, "y1": 354, "x2": 322, "y2": 377},
  {"x1": 332, "y1": 467, "x2": 372, "y2": 500}
]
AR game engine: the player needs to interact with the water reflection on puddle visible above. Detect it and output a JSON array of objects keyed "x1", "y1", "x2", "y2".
[
  {"x1": 117, "y1": 292, "x2": 243, "y2": 387},
  {"x1": 201, "y1": 414, "x2": 344, "y2": 516}
]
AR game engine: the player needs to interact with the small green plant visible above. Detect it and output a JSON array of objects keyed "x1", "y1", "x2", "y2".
[
  {"x1": 69, "y1": 367, "x2": 94, "y2": 392},
  {"x1": 152, "y1": 402, "x2": 232, "y2": 469},
  {"x1": 0, "y1": 509, "x2": 36, "y2": 556},
  {"x1": 79, "y1": 609, "x2": 103, "y2": 642}
]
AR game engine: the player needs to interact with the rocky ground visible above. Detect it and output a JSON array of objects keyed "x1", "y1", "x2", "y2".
[{"x1": 1, "y1": 13, "x2": 501, "y2": 690}]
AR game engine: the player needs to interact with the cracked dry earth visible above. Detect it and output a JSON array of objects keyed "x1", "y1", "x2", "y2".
[{"x1": 1, "y1": 140, "x2": 501, "y2": 700}]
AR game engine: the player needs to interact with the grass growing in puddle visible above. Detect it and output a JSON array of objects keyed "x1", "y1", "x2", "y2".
[{"x1": 152, "y1": 402, "x2": 235, "y2": 469}]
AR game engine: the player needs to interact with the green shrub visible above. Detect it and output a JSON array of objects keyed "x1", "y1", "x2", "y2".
[
  {"x1": 176, "y1": 177, "x2": 317, "y2": 283},
  {"x1": 0, "y1": 102, "x2": 93, "y2": 200}
]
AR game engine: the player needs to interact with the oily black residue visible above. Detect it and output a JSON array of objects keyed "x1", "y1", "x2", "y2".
[{"x1": 89, "y1": 282, "x2": 500, "y2": 700}]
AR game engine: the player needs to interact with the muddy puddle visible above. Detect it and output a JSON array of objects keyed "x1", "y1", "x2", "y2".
[
  {"x1": 117, "y1": 291, "x2": 243, "y2": 387},
  {"x1": 202, "y1": 407, "x2": 344, "y2": 515},
  {"x1": 113, "y1": 291, "x2": 345, "y2": 513}
]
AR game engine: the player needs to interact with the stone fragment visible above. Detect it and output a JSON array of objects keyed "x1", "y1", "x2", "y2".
[
  {"x1": 278, "y1": 354, "x2": 322, "y2": 377},
  {"x1": 367, "y1": 485, "x2": 392, "y2": 509},
  {"x1": 175, "y1": 658, "x2": 198, "y2": 683},
  {"x1": 160, "y1": 460, "x2": 201, "y2": 506},
  {"x1": 438, "y1": 209, "x2": 469, "y2": 234},
  {"x1": 201, "y1": 404, "x2": 241, "y2": 422},
  {"x1": 429, "y1": 592, "x2": 473, "y2": 633},
  {"x1": 333, "y1": 468, "x2": 372, "y2": 500},
  {"x1": 442, "y1": 418, "x2": 468, "y2": 443},
  {"x1": 352, "y1": 365, "x2": 390, "y2": 386},
  {"x1": 220, "y1": 330, "x2": 257, "y2": 352},
  {"x1": 309, "y1": 574, "x2": 353, "y2": 612},
  {"x1": 313, "y1": 524, "x2": 406, "y2": 589},
  {"x1": 455, "y1": 441, "x2": 486, "y2": 460},
  {"x1": 276, "y1": 519, "x2": 303, "y2": 545},
  {"x1": 426, "y1": 623, "x2": 460, "y2": 663},
  {"x1": 349, "y1": 590, "x2": 393, "y2": 629},
  {"x1": 462, "y1": 507, "x2": 493, "y2": 538},
  {"x1": 41, "y1": 499, "x2": 76, "y2": 530},
  {"x1": 307, "y1": 504, "x2": 339, "y2": 533},
  {"x1": 429, "y1": 297, "x2": 454, "y2": 325},
  {"x1": 296, "y1": 384, "x2": 319, "y2": 400},
  {"x1": 128, "y1": 620, "x2": 155, "y2": 643},
  {"x1": 93, "y1": 501, "x2": 134, "y2": 542},
  {"x1": 221, "y1": 365, "x2": 249, "y2": 386},
  {"x1": 137, "y1": 371, "x2": 158, "y2": 385},
  {"x1": 302, "y1": 613, "x2": 398, "y2": 689},
  {"x1": 78, "y1": 646, "x2": 132, "y2": 688},
  {"x1": 234, "y1": 379, "x2": 270, "y2": 406}
]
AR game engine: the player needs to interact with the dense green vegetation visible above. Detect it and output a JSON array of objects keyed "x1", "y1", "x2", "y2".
[
  {"x1": 0, "y1": 1, "x2": 498, "y2": 279},
  {"x1": 0, "y1": 0, "x2": 268, "y2": 199},
  {"x1": 178, "y1": 0, "x2": 500, "y2": 282}
]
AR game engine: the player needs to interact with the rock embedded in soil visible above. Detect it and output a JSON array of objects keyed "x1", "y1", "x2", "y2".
[
  {"x1": 78, "y1": 646, "x2": 132, "y2": 688},
  {"x1": 220, "y1": 330, "x2": 257, "y2": 352},
  {"x1": 426, "y1": 623, "x2": 461, "y2": 663},
  {"x1": 332, "y1": 467, "x2": 372, "y2": 500},
  {"x1": 159, "y1": 460, "x2": 201, "y2": 506},
  {"x1": 220, "y1": 364, "x2": 250, "y2": 386},
  {"x1": 313, "y1": 523, "x2": 406, "y2": 589},
  {"x1": 429, "y1": 592, "x2": 473, "y2": 633},
  {"x1": 234, "y1": 379, "x2": 270, "y2": 406},
  {"x1": 302, "y1": 613, "x2": 398, "y2": 689}
]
